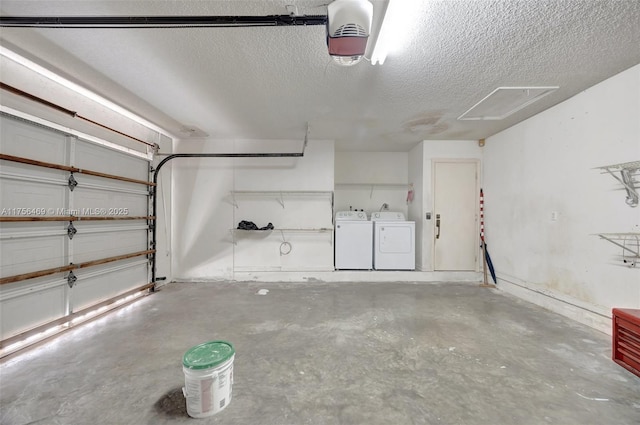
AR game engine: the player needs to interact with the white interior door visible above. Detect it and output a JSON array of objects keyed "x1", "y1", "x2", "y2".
[{"x1": 433, "y1": 160, "x2": 478, "y2": 271}]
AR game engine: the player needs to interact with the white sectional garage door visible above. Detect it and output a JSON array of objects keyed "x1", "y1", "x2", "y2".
[{"x1": 0, "y1": 114, "x2": 152, "y2": 350}]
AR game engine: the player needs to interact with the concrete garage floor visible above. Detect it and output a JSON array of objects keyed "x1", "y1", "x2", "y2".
[{"x1": 1, "y1": 281, "x2": 639, "y2": 425}]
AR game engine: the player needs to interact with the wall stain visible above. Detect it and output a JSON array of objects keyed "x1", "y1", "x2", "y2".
[{"x1": 545, "y1": 271, "x2": 594, "y2": 305}]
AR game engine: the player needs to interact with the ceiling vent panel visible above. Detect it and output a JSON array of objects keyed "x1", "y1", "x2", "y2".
[{"x1": 458, "y1": 86, "x2": 559, "y2": 121}]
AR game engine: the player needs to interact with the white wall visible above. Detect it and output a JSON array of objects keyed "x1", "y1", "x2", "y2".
[
  {"x1": 419, "y1": 141, "x2": 484, "y2": 271},
  {"x1": 484, "y1": 64, "x2": 640, "y2": 333},
  {"x1": 408, "y1": 143, "x2": 424, "y2": 270},
  {"x1": 334, "y1": 152, "x2": 410, "y2": 216},
  {"x1": 172, "y1": 139, "x2": 335, "y2": 280}
]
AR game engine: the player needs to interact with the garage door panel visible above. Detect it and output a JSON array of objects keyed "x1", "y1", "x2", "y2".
[
  {"x1": 77, "y1": 220, "x2": 148, "y2": 232},
  {"x1": 75, "y1": 139, "x2": 148, "y2": 181},
  {"x1": 71, "y1": 260, "x2": 148, "y2": 311},
  {"x1": 0, "y1": 235, "x2": 67, "y2": 278},
  {"x1": 73, "y1": 187, "x2": 147, "y2": 216},
  {"x1": 0, "y1": 178, "x2": 67, "y2": 212},
  {"x1": 73, "y1": 229, "x2": 148, "y2": 264},
  {"x1": 1, "y1": 113, "x2": 151, "y2": 352},
  {"x1": 75, "y1": 173, "x2": 150, "y2": 194},
  {"x1": 0, "y1": 221, "x2": 67, "y2": 238},
  {"x1": 0, "y1": 117, "x2": 69, "y2": 164},
  {"x1": 0, "y1": 278, "x2": 67, "y2": 339},
  {"x1": 0, "y1": 161, "x2": 69, "y2": 184}
]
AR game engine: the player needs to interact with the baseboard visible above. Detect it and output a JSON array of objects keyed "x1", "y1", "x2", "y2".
[
  {"x1": 174, "y1": 270, "x2": 483, "y2": 284},
  {"x1": 496, "y1": 274, "x2": 612, "y2": 335}
]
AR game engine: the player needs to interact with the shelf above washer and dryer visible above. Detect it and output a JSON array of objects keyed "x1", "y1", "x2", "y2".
[
  {"x1": 334, "y1": 183, "x2": 408, "y2": 199},
  {"x1": 229, "y1": 190, "x2": 333, "y2": 208}
]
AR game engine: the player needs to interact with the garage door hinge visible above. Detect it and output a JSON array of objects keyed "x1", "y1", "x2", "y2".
[
  {"x1": 67, "y1": 222, "x2": 77, "y2": 239},
  {"x1": 67, "y1": 270, "x2": 77, "y2": 288},
  {"x1": 68, "y1": 173, "x2": 78, "y2": 191}
]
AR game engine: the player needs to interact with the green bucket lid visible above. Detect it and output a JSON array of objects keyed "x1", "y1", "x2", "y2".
[{"x1": 183, "y1": 341, "x2": 235, "y2": 370}]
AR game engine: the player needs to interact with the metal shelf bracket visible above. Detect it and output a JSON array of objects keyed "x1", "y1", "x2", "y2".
[
  {"x1": 597, "y1": 161, "x2": 640, "y2": 207},
  {"x1": 277, "y1": 192, "x2": 285, "y2": 208},
  {"x1": 596, "y1": 233, "x2": 640, "y2": 268}
]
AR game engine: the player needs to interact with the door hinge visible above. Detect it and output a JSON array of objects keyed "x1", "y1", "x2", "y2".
[
  {"x1": 67, "y1": 270, "x2": 77, "y2": 288},
  {"x1": 67, "y1": 222, "x2": 77, "y2": 240},
  {"x1": 68, "y1": 173, "x2": 78, "y2": 191}
]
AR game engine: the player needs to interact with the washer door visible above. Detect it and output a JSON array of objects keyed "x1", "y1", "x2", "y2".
[{"x1": 335, "y1": 221, "x2": 373, "y2": 270}]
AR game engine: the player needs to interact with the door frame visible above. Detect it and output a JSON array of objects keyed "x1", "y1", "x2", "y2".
[{"x1": 431, "y1": 158, "x2": 481, "y2": 272}]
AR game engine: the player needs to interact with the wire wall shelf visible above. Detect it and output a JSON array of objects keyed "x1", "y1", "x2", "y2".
[
  {"x1": 596, "y1": 233, "x2": 640, "y2": 268},
  {"x1": 596, "y1": 160, "x2": 640, "y2": 207}
]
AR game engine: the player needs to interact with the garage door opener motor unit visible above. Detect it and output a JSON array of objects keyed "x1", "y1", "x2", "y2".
[{"x1": 327, "y1": 0, "x2": 373, "y2": 66}]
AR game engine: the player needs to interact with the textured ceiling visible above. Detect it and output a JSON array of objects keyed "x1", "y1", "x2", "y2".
[{"x1": 1, "y1": 0, "x2": 639, "y2": 151}]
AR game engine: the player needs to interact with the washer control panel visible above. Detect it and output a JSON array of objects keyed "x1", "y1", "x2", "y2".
[{"x1": 335, "y1": 211, "x2": 368, "y2": 221}]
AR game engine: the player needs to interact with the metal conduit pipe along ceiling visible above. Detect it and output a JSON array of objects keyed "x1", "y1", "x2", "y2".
[
  {"x1": 0, "y1": 15, "x2": 329, "y2": 28},
  {"x1": 150, "y1": 132, "x2": 309, "y2": 288}
]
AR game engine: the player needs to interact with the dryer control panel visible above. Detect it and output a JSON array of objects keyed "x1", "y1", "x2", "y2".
[{"x1": 371, "y1": 212, "x2": 405, "y2": 221}]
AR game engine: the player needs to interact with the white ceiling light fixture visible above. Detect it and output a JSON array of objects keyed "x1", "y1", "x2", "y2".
[
  {"x1": 371, "y1": 0, "x2": 409, "y2": 65},
  {"x1": 327, "y1": 0, "x2": 373, "y2": 66},
  {"x1": 458, "y1": 86, "x2": 559, "y2": 121}
]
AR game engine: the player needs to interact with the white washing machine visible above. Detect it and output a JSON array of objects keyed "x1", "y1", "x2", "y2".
[
  {"x1": 371, "y1": 212, "x2": 415, "y2": 270},
  {"x1": 334, "y1": 211, "x2": 373, "y2": 270}
]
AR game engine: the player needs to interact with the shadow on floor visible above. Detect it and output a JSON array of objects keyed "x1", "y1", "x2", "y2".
[{"x1": 154, "y1": 387, "x2": 188, "y2": 418}]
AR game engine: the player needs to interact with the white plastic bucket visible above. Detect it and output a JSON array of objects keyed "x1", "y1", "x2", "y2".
[{"x1": 182, "y1": 341, "x2": 235, "y2": 418}]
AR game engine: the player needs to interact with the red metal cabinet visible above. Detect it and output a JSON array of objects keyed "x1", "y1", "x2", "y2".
[{"x1": 612, "y1": 308, "x2": 640, "y2": 378}]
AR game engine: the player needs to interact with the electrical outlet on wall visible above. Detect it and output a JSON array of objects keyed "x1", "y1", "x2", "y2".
[{"x1": 550, "y1": 211, "x2": 558, "y2": 221}]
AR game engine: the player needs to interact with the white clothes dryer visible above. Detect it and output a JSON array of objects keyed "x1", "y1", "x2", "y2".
[
  {"x1": 371, "y1": 212, "x2": 415, "y2": 270},
  {"x1": 334, "y1": 211, "x2": 373, "y2": 270}
]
